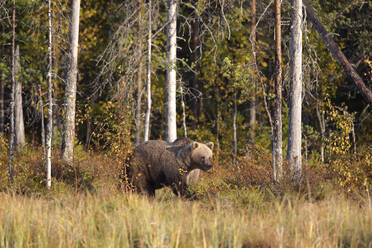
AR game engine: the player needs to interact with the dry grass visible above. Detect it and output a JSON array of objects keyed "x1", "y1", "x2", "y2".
[
  {"x1": 0, "y1": 143, "x2": 371, "y2": 247},
  {"x1": 0, "y1": 186, "x2": 371, "y2": 248}
]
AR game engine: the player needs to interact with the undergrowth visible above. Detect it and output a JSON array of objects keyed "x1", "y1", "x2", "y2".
[{"x1": 0, "y1": 141, "x2": 371, "y2": 247}]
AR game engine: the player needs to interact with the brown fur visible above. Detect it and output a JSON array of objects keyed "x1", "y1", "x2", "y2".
[
  {"x1": 171, "y1": 138, "x2": 201, "y2": 186},
  {"x1": 124, "y1": 139, "x2": 214, "y2": 197}
]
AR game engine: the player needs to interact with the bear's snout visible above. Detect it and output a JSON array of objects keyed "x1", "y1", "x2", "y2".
[{"x1": 202, "y1": 163, "x2": 213, "y2": 171}]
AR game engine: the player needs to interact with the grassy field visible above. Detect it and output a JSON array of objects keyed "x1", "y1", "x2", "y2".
[
  {"x1": 0, "y1": 147, "x2": 371, "y2": 247},
  {"x1": 0, "y1": 185, "x2": 371, "y2": 247}
]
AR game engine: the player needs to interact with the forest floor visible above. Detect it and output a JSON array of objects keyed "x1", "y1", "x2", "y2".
[{"x1": 0, "y1": 146, "x2": 371, "y2": 247}]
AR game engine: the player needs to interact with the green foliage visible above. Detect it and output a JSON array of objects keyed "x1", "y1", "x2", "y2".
[
  {"x1": 327, "y1": 150, "x2": 372, "y2": 193},
  {"x1": 324, "y1": 100, "x2": 354, "y2": 156}
]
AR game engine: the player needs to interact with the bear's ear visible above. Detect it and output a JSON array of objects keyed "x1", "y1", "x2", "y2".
[
  {"x1": 206, "y1": 142, "x2": 214, "y2": 150},
  {"x1": 192, "y1": 142, "x2": 199, "y2": 150}
]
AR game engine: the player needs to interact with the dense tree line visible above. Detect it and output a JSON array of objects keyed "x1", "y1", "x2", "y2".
[{"x1": 0, "y1": 0, "x2": 371, "y2": 186}]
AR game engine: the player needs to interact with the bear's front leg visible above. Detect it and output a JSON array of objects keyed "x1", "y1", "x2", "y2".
[{"x1": 171, "y1": 180, "x2": 194, "y2": 199}]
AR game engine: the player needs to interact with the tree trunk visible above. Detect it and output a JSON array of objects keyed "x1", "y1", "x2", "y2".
[
  {"x1": 303, "y1": 0, "x2": 372, "y2": 107},
  {"x1": 272, "y1": 0, "x2": 283, "y2": 183},
  {"x1": 39, "y1": 85, "x2": 46, "y2": 156},
  {"x1": 135, "y1": 0, "x2": 144, "y2": 145},
  {"x1": 14, "y1": 45, "x2": 25, "y2": 150},
  {"x1": 190, "y1": 13, "x2": 200, "y2": 129},
  {"x1": 85, "y1": 117, "x2": 91, "y2": 150},
  {"x1": 62, "y1": 0, "x2": 81, "y2": 163},
  {"x1": 181, "y1": 84, "x2": 187, "y2": 137},
  {"x1": 351, "y1": 121, "x2": 356, "y2": 155},
  {"x1": 215, "y1": 82, "x2": 220, "y2": 162},
  {"x1": 287, "y1": 0, "x2": 303, "y2": 183},
  {"x1": 46, "y1": 0, "x2": 53, "y2": 189},
  {"x1": 143, "y1": 0, "x2": 152, "y2": 142},
  {"x1": 315, "y1": 101, "x2": 325, "y2": 163},
  {"x1": 248, "y1": 0, "x2": 257, "y2": 145},
  {"x1": 0, "y1": 64, "x2": 4, "y2": 134},
  {"x1": 9, "y1": 0, "x2": 16, "y2": 183},
  {"x1": 165, "y1": 0, "x2": 177, "y2": 143},
  {"x1": 233, "y1": 93, "x2": 237, "y2": 165}
]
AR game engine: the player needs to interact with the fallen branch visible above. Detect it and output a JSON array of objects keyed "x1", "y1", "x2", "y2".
[{"x1": 303, "y1": 0, "x2": 372, "y2": 106}]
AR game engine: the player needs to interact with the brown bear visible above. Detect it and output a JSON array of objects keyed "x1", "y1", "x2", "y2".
[
  {"x1": 124, "y1": 139, "x2": 214, "y2": 197},
  {"x1": 170, "y1": 138, "x2": 200, "y2": 186}
]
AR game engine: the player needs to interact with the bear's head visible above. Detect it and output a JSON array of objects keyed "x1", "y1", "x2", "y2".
[{"x1": 190, "y1": 142, "x2": 214, "y2": 171}]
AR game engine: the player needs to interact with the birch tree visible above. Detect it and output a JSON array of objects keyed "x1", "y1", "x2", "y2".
[
  {"x1": 39, "y1": 86, "x2": 46, "y2": 156},
  {"x1": 14, "y1": 45, "x2": 25, "y2": 150},
  {"x1": 62, "y1": 0, "x2": 81, "y2": 163},
  {"x1": 46, "y1": 0, "x2": 53, "y2": 189},
  {"x1": 248, "y1": 0, "x2": 257, "y2": 145},
  {"x1": 287, "y1": 0, "x2": 303, "y2": 182},
  {"x1": 272, "y1": 0, "x2": 283, "y2": 183},
  {"x1": 165, "y1": 0, "x2": 177, "y2": 143},
  {"x1": 135, "y1": 0, "x2": 144, "y2": 145},
  {"x1": 143, "y1": 0, "x2": 152, "y2": 142}
]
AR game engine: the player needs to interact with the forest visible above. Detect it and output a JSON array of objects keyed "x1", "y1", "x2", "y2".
[{"x1": 0, "y1": 0, "x2": 371, "y2": 247}]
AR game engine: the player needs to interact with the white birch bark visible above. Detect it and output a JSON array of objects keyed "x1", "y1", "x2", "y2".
[
  {"x1": 62, "y1": 0, "x2": 81, "y2": 163},
  {"x1": 165, "y1": 0, "x2": 177, "y2": 143},
  {"x1": 135, "y1": 0, "x2": 144, "y2": 145},
  {"x1": 248, "y1": 0, "x2": 257, "y2": 145},
  {"x1": 143, "y1": 0, "x2": 152, "y2": 142},
  {"x1": 287, "y1": 0, "x2": 303, "y2": 182},
  {"x1": 14, "y1": 45, "x2": 25, "y2": 150},
  {"x1": 233, "y1": 94, "x2": 237, "y2": 165},
  {"x1": 46, "y1": 0, "x2": 53, "y2": 189},
  {"x1": 315, "y1": 101, "x2": 325, "y2": 163},
  {"x1": 39, "y1": 85, "x2": 46, "y2": 156},
  {"x1": 180, "y1": 84, "x2": 187, "y2": 137}
]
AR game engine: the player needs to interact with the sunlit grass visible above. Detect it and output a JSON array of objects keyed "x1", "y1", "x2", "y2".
[
  {"x1": 0, "y1": 145, "x2": 371, "y2": 247},
  {"x1": 0, "y1": 187, "x2": 371, "y2": 248}
]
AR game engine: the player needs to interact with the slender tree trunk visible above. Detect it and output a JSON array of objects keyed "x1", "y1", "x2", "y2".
[
  {"x1": 0, "y1": 64, "x2": 4, "y2": 134},
  {"x1": 85, "y1": 117, "x2": 91, "y2": 150},
  {"x1": 287, "y1": 0, "x2": 303, "y2": 183},
  {"x1": 248, "y1": 0, "x2": 257, "y2": 145},
  {"x1": 39, "y1": 85, "x2": 46, "y2": 156},
  {"x1": 181, "y1": 84, "x2": 187, "y2": 137},
  {"x1": 215, "y1": 82, "x2": 220, "y2": 162},
  {"x1": 165, "y1": 0, "x2": 177, "y2": 143},
  {"x1": 304, "y1": 136, "x2": 308, "y2": 167},
  {"x1": 272, "y1": 0, "x2": 283, "y2": 183},
  {"x1": 143, "y1": 0, "x2": 152, "y2": 142},
  {"x1": 62, "y1": 0, "x2": 81, "y2": 163},
  {"x1": 135, "y1": 0, "x2": 144, "y2": 145},
  {"x1": 14, "y1": 45, "x2": 25, "y2": 150},
  {"x1": 46, "y1": 0, "x2": 53, "y2": 189},
  {"x1": 315, "y1": 101, "x2": 325, "y2": 163},
  {"x1": 190, "y1": 13, "x2": 200, "y2": 129},
  {"x1": 303, "y1": 0, "x2": 372, "y2": 106},
  {"x1": 233, "y1": 93, "x2": 237, "y2": 165},
  {"x1": 351, "y1": 121, "x2": 356, "y2": 155},
  {"x1": 9, "y1": 0, "x2": 16, "y2": 183}
]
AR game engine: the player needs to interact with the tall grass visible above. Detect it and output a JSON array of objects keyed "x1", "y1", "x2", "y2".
[
  {"x1": 0, "y1": 187, "x2": 371, "y2": 248},
  {"x1": 0, "y1": 143, "x2": 371, "y2": 247}
]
